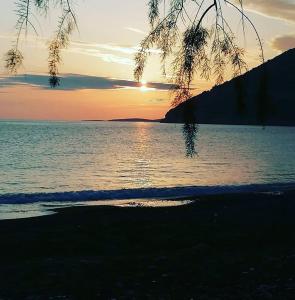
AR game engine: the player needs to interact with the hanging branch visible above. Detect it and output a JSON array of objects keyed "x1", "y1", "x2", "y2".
[
  {"x1": 5, "y1": 0, "x2": 78, "y2": 86},
  {"x1": 135, "y1": 0, "x2": 264, "y2": 107},
  {"x1": 48, "y1": 1, "x2": 77, "y2": 87}
]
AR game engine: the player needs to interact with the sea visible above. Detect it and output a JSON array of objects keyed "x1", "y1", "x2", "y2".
[{"x1": 1, "y1": 120, "x2": 295, "y2": 219}]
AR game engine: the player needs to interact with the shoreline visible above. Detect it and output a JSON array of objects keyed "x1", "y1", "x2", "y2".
[
  {"x1": 1, "y1": 182, "x2": 295, "y2": 221},
  {"x1": 0, "y1": 198, "x2": 194, "y2": 220},
  {"x1": 1, "y1": 181, "x2": 295, "y2": 204},
  {"x1": 1, "y1": 190, "x2": 295, "y2": 299}
]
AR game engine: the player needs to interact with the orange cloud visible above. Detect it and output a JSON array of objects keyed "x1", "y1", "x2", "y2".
[
  {"x1": 240, "y1": 0, "x2": 295, "y2": 22},
  {"x1": 271, "y1": 34, "x2": 295, "y2": 52}
]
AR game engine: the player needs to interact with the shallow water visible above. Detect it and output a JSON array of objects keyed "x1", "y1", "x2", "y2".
[
  {"x1": 0, "y1": 199, "x2": 194, "y2": 220},
  {"x1": 0, "y1": 120, "x2": 295, "y2": 205}
]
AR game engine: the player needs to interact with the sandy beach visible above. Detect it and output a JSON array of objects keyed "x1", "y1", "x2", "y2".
[{"x1": 1, "y1": 190, "x2": 295, "y2": 299}]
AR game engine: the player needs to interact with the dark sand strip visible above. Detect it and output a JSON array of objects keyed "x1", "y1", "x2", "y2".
[{"x1": 1, "y1": 191, "x2": 295, "y2": 299}]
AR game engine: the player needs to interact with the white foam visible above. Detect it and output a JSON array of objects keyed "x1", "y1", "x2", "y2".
[{"x1": 0, "y1": 182, "x2": 294, "y2": 205}]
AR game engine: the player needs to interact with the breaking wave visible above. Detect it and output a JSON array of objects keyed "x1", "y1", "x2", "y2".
[{"x1": 1, "y1": 182, "x2": 295, "y2": 205}]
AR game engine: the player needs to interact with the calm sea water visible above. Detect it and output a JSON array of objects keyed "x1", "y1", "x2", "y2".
[{"x1": 1, "y1": 120, "x2": 295, "y2": 206}]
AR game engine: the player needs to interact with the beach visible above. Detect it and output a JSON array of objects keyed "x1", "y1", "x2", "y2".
[{"x1": 1, "y1": 190, "x2": 295, "y2": 299}]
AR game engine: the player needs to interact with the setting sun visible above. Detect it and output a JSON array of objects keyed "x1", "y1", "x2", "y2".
[
  {"x1": 140, "y1": 79, "x2": 156, "y2": 92},
  {"x1": 140, "y1": 79, "x2": 148, "y2": 92}
]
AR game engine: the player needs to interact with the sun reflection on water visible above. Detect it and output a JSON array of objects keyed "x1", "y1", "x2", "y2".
[
  {"x1": 132, "y1": 122, "x2": 152, "y2": 186},
  {"x1": 1, "y1": 121, "x2": 295, "y2": 195}
]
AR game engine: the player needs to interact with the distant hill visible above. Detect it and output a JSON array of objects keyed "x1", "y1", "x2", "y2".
[
  {"x1": 163, "y1": 48, "x2": 295, "y2": 126},
  {"x1": 83, "y1": 118, "x2": 162, "y2": 123},
  {"x1": 108, "y1": 118, "x2": 162, "y2": 123}
]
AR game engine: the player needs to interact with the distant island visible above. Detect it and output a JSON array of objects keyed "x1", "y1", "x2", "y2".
[
  {"x1": 84, "y1": 118, "x2": 162, "y2": 123},
  {"x1": 109, "y1": 118, "x2": 162, "y2": 123},
  {"x1": 162, "y1": 48, "x2": 295, "y2": 126}
]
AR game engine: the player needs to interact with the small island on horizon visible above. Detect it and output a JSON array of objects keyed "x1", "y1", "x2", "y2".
[{"x1": 83, "y1": 118, "x2": 163, "y2": 123}]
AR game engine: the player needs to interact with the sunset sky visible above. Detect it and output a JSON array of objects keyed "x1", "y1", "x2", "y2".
[{"x1": 0, "y1": 0, "x2": 295, "y2": 120}]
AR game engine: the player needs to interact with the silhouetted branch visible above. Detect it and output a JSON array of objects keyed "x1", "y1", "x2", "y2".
[
  {"x1": 183, "y1": 123, "x2": 199, "y2": 157},
  {"x1": 135, "y1": 0, "x2": 264, "y2": 106},
  {"x1": 5, "y1": 0, "x2": 78, "y2": 85}
]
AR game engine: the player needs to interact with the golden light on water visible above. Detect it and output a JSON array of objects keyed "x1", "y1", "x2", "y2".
[{"x1": 133, "y1": 122, "x2": 152, "y2": 186}]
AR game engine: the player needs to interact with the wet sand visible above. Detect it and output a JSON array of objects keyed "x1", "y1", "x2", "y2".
[{"x1": 1, "y1": 190, "x2": 295, "y2": 299}]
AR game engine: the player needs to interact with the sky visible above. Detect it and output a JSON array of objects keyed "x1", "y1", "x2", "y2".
[{"x1": 0, "y1": 0, "x2": 295, "y2": 121}]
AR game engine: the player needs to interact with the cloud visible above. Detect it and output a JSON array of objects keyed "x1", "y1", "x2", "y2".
[
  {"x1": 239, "y1": 0, "x2": 295, "y2": 22},
  {"x1": 125, "y1": 27, "x2": 146, "y2": 35},
  {"x1": 148, "y1": 98, "x2": 167, "y2": 104},
  {"x1": 58, "y1": 41, "x2": 137, "y2": 66},
  {"x1": 0, "y1": 35, "x2": 136, "y2": 66},
  {"x1": 0, "y1": 35, "x2": 157, "y2": 67},
  {"x1": 0, "y1": 74, "x2": 175, "y2": 91},
  {"x1": 271, "y1": 34, "x2": 295, "y2": 52},
  {"x1": 71, "y1": 41, "x2": 139, "y2": 55},
  {"x1": 67, "y1": 47, "x2": 134, "y2": 65},
  {"x1": 66, "y1": 41, "x2": 161, "y2": 66},
  {"x1": 1, "y1": 33, "x2": 161, "y2": 67}
]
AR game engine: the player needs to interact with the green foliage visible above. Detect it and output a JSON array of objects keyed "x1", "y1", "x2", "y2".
[
  {"x1": 5, "y1": 49, "x2": 24, "y2": 74},
  {"x1": 5, "y1": 0, "x2": 78, "y2": 87},
  {"x1": 135, "y1": 0, "x2": 264, "y2": 106}
]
